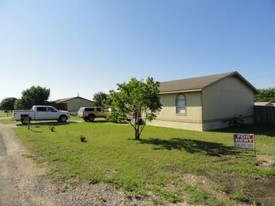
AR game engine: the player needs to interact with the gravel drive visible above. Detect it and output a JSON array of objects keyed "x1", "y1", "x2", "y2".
[{"x1": 0, "y1": 123, "x2": 155, "y2": 206}]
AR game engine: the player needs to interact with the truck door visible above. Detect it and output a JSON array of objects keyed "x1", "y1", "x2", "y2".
[
  {"x1": 35, "y1": 106, "x2": 48, "y2": 120},
  {"x1": 96, "y1": 107, "x2": 104, "y2": 117},
  {"x1": 45, "y1": 106, "x2": 59, "y2": 119}
]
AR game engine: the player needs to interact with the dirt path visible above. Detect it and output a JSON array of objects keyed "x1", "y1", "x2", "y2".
[{"x1": 0, "y1": 123, "x2": 58, "y2": 206}]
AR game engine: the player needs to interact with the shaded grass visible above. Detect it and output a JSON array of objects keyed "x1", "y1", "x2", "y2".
[{"x1": 15, "y1": 122, "x2": 275, "y2": 205}]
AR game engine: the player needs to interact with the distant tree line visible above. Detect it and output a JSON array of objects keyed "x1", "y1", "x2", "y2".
[
  {"x1": 255, "y1": 87, "x2": 275, "y2": 103},
  {"x1": 0, "y1": 86, "x2": 50, "y2": 111},
  {"x1": 0, "y1": 85, "x2": 109, "y2": 112},
  {"x1": 0, "y1": 97, "x2": 17, "y2": 112}
]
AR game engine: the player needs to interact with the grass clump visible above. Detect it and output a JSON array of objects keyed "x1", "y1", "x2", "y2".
[
  {"x1": 185, "y1": 185, "x2": 209, "y2": 204},
  {"x1": 49, "y1": 125, "x2": 55, "y2": 132}
]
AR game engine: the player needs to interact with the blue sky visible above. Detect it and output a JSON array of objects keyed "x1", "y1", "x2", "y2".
[{"x1": 0, "y1": 0, "x2": 275, "y2": 101}]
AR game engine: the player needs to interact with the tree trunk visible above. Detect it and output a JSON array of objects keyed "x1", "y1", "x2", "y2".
[{"x1": 135, "y1": 129, "x2": 140, "y2": 140}]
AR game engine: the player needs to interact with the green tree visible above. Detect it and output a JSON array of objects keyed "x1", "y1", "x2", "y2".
[
  {"x1": 255, "y1": 87, "x2": 275, "y2": 102},
  {"x1": 0, "y1": 97, "x2": 17, "y2": 111},
  {"x1": 104, "y1": 77, "x2": 162, "y2": 140},
  {"x1": 14, "y1": 86, "x2": 50, "y2": 109},
  {"x1": 14, "y1": 99, "x2": 23, "y2": 110},
  {"x1": 93, "y1": 92, "x2": 108, "y2": 107}
]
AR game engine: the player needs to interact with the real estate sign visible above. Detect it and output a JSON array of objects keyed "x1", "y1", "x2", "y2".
[{"x1": 233, "y1": 133, "x2": 255, "y2": 149}]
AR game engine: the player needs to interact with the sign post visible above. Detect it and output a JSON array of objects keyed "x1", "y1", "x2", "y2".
[
  {"x1": 27, "y1": 114, "x2": 30, "y2": 130},
  {"x1": 233, "y1": 133, "x2": 256, "y2": 156}
]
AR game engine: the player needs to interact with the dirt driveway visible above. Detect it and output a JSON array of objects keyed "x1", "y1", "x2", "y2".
[{"x1": 0, "y1": 123, "x2": 58, "y2": 206}]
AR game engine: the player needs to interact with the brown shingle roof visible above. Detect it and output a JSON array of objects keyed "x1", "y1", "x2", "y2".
[
  {"x1": 53, "y1": 97, "x2": 93, "y2": 104},
  {"x1": 159, "y1": 71, "x2": 258, "y2": 94}
]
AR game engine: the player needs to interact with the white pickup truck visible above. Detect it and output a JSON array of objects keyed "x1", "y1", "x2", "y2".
[{"x1": 12, "y1": 105, "x2": 70, "y2": 125}]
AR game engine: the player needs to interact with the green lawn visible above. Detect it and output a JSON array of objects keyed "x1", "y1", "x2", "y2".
[
  {"x1": 0, "y1": 112, "x2": 80, "y2": 124},
  {"x1": 0, "y1": 110, "x2": 11, "y2": 118},
  {"x1": 0, "y1": 110, "x2": 13, "y2": 124},
  {"x1": 15, "y1": 122, "x2": 275, "y2": 205}
]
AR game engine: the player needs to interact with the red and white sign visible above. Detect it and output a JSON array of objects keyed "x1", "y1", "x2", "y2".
[{"x1": 234, "y1": 133, "x2": 255, "y2": 149}]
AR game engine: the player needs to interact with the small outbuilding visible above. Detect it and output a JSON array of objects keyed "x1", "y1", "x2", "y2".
[
  {"x1": 51, "y1": 96, "x2": 94, "y2": 114},
  {"x1": 150, "y1": 71, "x2": 258, "y2": 131},
  {"x1": 254, "y1": 102, "x2": 274, "y2": 106}
]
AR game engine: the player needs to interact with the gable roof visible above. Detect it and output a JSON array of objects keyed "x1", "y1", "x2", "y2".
[
  {"x1": 159, "y1": 71, "x2": 258, "y2": 94},
  {"x1": 53, "y1": 96, "x2": 93, "y2": 104}
]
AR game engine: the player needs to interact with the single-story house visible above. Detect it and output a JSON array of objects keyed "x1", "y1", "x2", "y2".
[
  {"x1": 51, "y1": 96, "x2": 94, "y2": 114},
  {"x1": 149, "y1": 71, "x2": 258, "y2": 131}
]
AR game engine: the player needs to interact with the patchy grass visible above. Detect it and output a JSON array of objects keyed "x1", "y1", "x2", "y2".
[
  {"x1": 0, "y1": 111, "x2": 13, "y2": 124},
  {"x1": 0, "y1": 118, "x2": 14, "y2": 124},
  {"x1": 15, "y1": 122, "x2": 275, "y2": 205}
]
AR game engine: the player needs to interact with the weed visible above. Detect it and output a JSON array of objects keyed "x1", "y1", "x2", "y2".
[
  {"x1": 49, "y1": 125, "x2": 55, "y2": 132},
  {"x1": 153, "y1": 186, "x2": 182, "y2": 203},
  {"x1": 97, "y1": 196, "x2": 107, "y2": 204},
  {"x1": 231, "y1": 182, "x2": 250, "y2": 203},
  {"x1": 224, "y1": 115, "x2": 244, "y2": 127},
  {"x1": 80, "y1": 135, "x2": 87, "y2": 142},
  {"x1": 185, "y1": 185, "x2": 209, "y2": 204}
]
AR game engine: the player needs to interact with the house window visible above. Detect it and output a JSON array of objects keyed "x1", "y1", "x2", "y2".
[{"x1": 176, "y1": 94, "x2": 186, "y2": 114}]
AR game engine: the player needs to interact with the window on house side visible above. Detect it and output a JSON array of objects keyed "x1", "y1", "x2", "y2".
[{"x1": 176, "y1": 94, "x2": 186, "y2": 114}]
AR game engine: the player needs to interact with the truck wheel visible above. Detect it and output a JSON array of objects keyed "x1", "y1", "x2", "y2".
[
  {"x1": 83, "y1": 117, "x2": 89, "y2": 122},
  {"x1": 88, "y1": 114, "x2": 95, "y2": 122},
  {"x1": 21, "y1": 117, "x2": 30, "y2": 125},
  {"x1": 58, "y1": 115, "x2": 67, "y2": 123}
]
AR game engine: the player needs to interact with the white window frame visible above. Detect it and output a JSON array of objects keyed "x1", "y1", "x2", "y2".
[{"x1": 176, "y1": 94, "x2": 186, "y2": 114}]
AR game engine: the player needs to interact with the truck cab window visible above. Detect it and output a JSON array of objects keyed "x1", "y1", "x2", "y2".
[
  {"x1": 37, "y1": 107, "x2": 46, "y2": 112},
  {"x1": 47, "y1": 107, "x2": 56, "y2": 112}
]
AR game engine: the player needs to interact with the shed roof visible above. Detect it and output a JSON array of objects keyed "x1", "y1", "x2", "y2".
[
  {"x1": 254, "y1": 102, "x2": 274, "y2": 106},
  {"x1": 159, "y1": 71, "x2": 258, "y2": 94}
]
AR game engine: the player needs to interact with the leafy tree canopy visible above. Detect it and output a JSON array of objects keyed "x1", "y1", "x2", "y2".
[
  {"x1": 255, "y1": 87, "x2": 275, "y2": 103},
  {"x1": 104, "y1": 77, "x2": 162, "y2": 140},
  {"x1": 14, "y1": 86, "x2": 50, "y2": 109},
  {"x1": 0, "y1": 97, "x2": 17, "y2": 111},
  {"x1": 93, "y1": 91, "x2": 108, "y2": 107}
]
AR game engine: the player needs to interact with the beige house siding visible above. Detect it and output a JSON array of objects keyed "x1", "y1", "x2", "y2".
[
  {"x1": 53, "y1": 97, "x2": 94, "y2": 114},
  {"x1": 156, "y1": 93, "x2": 202, "y2": 122},
  {"x1": 150, "y1": 92, "x2": 203, "y2": 131},
  {"x1": 151, "y1": 72, "x2": 257, "y2": 131},
  {"x1": 65, "y1": 98, "x2": 93, "y2": 113},
  {"x1": 201, "y1": 77, "x2": 255, "y2": 130},
  {"x1": 148, "y1": 120, "x2": 203, "y2": 131}
]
